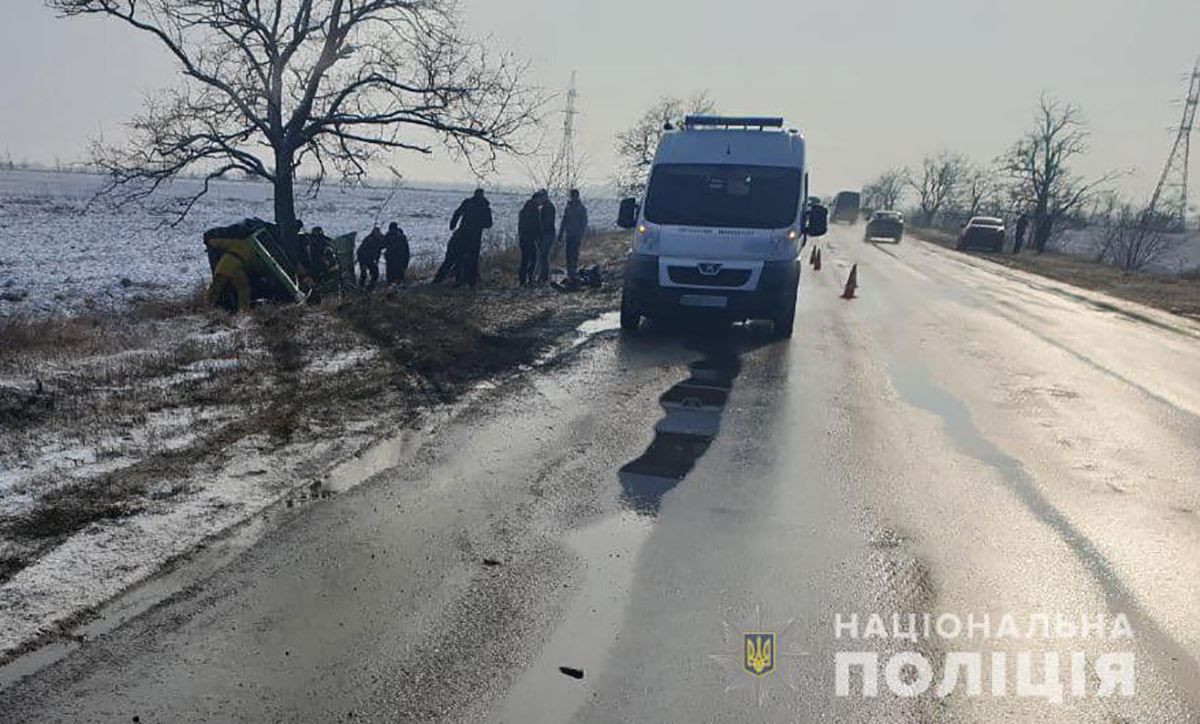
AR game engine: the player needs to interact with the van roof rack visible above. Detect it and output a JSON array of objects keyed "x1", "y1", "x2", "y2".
[{"x1": 683, "y1": 115, "x2": 785, "y2": 129}]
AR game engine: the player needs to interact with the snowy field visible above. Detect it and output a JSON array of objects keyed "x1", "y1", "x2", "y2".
[
  {"x1": 0, "y1": 169, "x2": 617, "y2": 317},
  {"x1": 1047, "y1": 226, "x2": 1200, "y2": 276}
]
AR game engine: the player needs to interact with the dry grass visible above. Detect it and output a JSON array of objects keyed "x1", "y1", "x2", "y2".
[
  {"x1": 0, "y1": 314, "x2": 128, "y2": 362},
  {"x1": 0, "y1": 231, "x2": 631, "y2": 562}
]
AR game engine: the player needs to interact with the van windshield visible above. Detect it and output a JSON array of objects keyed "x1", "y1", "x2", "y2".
[{"x1": 643, "y1": 164, "x2": 802, "y2": 229}]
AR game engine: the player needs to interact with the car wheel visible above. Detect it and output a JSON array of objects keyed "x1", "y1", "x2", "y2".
[{"x1": 619, "y1": 291, "x2": 640, "y2": 333}]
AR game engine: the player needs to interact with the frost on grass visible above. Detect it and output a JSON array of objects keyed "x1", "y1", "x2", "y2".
[{"x1": 0, "y1": 233, "x2": 629, "y2": 660}]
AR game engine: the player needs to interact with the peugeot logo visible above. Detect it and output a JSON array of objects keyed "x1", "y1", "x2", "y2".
[{"x1": 698, "y1": 262, "x2": 723, "y2": 276}]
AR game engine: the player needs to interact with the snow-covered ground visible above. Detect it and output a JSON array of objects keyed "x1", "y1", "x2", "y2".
[
  {"x1": 0, "y1": 169, "x2": 617, "y2": 317},
  {"x1": 1048, "y1": 227, "x2": 1200, "y2": 276}
]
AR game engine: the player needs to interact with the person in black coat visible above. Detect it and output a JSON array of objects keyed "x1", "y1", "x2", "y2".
[
  {"x1": 535, "y1": 190, "x2": 557, "y2": 283},
  {"x1": 442, "y1": 188, "x2": 493, "y2": 288},
  {"x1": 357, "y1": 226, "x2": 386, "y2": 290},
  {"x1": 517, "y1": 194, "x2": 541, "y2": 286},
  {"x1": 383, "y1": 222, "x2": 410, "y2": 284},
  {"x1": 1013, "y1": 213, "x2": 1029, "y2": 255}
]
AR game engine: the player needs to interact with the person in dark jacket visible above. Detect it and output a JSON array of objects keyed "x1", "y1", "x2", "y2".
[
  {"x1": 517, "y1": 194, "x2": 541, "y2": 286},
  {"x1": 357, "y1": 226, "x2": 386, "y2": 291},
  {"x1": 1013, "y1": 213, "x2": 1029, "y2": 255},
  {"x1": 433, "y1": 231, "x2": 463, "y2": 284},
  {"x1": 436, "y1": 188, "x2": 493, "y2": 288},
  {"x1": 535, "y1": 190, "x2": 557, "y2": 283},
  {"x1": 306, "y1": 226, "x2": 333, "y2": 280},
  {"x1": 383, "y1": 222, "x2": 410, "y2": 284},
  {"x1": 558, "y1": 189, "x2": 589, "y2": 284}
]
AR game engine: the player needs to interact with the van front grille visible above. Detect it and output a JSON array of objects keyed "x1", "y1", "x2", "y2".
[{"x1": 666, "y1": 266, "x2": 752, "y2": 287}]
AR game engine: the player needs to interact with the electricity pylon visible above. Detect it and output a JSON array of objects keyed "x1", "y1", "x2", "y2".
[
  {"x1": 1148, "y1": 57, "x2": 1199, "y2": 229},
  {"x1": 545, "y1": 71, "x2": 580, "y2": 198}
]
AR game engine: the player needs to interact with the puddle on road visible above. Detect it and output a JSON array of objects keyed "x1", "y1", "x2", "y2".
[
  {"x1": 323, "y1": 428, "x2": 426, "y2": 494},
  {"x1": 493, "y1": 511, "x2": 654, "y2": 724},
  {"x1": 619, "y1": 344, "x2": 743, "y2": 515},
  {"x1": 533, "y1": 312, "x2": 623, "y2": 368}
]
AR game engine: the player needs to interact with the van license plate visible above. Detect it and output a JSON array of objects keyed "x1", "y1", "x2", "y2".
[{"x1": 680, "y1": 294, "x2": 728, "y2": 308}]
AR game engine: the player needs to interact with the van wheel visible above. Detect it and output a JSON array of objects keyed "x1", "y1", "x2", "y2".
[
  {"x1": 619, "y1": 292, "x2": 640, "y2": 333},
  {"x1": 773, "y1": 308, "x2": 796, "y2": 339},
  {"x1": 773, "y1": 286, "x2": 798, "y2": 339}
]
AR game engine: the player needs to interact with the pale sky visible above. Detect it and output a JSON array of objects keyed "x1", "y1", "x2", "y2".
[{"x1": 2, "y1": 0, "x2": 1197, "y2": 200}]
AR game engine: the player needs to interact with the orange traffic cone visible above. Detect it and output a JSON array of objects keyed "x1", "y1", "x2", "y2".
[
  {"x1": 841, "y1": 264, "x2": 858, "y2": 299},
  {"x1": 814, "y1": 248, "x2": 822, "y2": 271}
]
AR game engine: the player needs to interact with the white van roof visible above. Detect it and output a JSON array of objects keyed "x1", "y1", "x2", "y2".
[{"x1": 654, "y1": 117, "x2": 805, "y2": 169}]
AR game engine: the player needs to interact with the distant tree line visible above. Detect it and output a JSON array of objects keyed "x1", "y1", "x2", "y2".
[{"x1": 860, "y1": 95, "x2": 1182, "y2": 271}]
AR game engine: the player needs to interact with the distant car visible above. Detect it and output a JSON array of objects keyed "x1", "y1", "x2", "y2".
[
  {"x1": 830, "y1": 191, "x2": 861, "y2": 224},
  {"x1": 864, "y1": 210, "x2": 904, "y2": 242},
  {"x1": 957, "y1": 216, "x2": 1006, "y2": 252}
]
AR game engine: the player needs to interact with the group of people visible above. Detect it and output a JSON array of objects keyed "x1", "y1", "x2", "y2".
[
  {"x1": 516, "y1": 188, "x2": 589, "y2": 287},
  {"x1": 417, "y1": 187, "x2": 590, "y2": 290},
  {"x1": 355, "y1": 222, "x2": 411, "y2": 290},
  {"x1": 349, "y1": 187, "x2": 591, "y2": 293}
]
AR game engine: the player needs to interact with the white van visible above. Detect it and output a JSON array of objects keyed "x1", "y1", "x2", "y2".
[{"x1": 617, "y1": 116, "x2": 828, "y2": 338}]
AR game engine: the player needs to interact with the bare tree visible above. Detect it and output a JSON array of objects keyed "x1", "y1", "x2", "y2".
[
  {"x1": 614, "y1": 92, "x2": 715, "y2": 196},
  {"x1": 50, "y1": 0, "x2": 541, "y2": 250},
  {"x1": 999, "y1": 95, "x2": 1116, "y2": 253},
  {"x1": 908, "y1": 151, "x2": 967, "y2": 227},
  {"x1": 862, "y1": 167, "x2": 907, "y2": 212},
  {"x1": 1095, "y1": 203, "x2": 1177, "y2": 271},
  {"x1": 959, "y1": 163, "x2": 1001, "y2": 220}
]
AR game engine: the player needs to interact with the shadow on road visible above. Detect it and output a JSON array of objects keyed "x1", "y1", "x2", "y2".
[{"x1": 616, "y1": 321, "x2": 778, "y2": 515}]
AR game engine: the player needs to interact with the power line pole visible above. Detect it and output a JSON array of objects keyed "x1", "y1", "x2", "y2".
[
  {"x1": 1148, "y1": 57, "x2": 1199, "y2": 229},
  {"x1": 546, "y1": 71, "x2": 579, "y2": 196}
]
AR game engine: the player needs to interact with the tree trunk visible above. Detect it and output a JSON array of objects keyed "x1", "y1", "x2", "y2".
[
  {"x1": 1034, "y1": 216, "x2": 1053, "y2": 254},
  {"x1": 273, "y1": 149, "x2": 301, "y2": 269},
  {"x1": 1030, "y1": 202, "x2": 1049, "y2": 254}
]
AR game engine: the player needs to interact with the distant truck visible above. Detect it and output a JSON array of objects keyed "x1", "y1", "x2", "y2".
[
  {"x1": 830, "y1": 191, "x2": 861, "y2": 224},
  {"x1": 616, "y1": 115, "x2": 828, "y2": 338}
]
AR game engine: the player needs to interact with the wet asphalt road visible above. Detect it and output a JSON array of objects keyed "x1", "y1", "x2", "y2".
[{"x1": 2, "y1": 224, "x2": 1200, "y2": 722}]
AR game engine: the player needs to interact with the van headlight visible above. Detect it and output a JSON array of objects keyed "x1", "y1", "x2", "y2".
[
  {"x1": 767, "y1": 229, "x2": 800, "y2": 261},
  {"x1": 633, "y1": 223, "x2": 660, "y2": 254}
]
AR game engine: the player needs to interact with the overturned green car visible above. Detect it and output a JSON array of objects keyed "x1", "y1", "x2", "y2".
[{"x1": 203, "y1": 219, "x2": 356, "y2": 312}]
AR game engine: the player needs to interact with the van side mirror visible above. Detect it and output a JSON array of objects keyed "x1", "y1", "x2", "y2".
[
  {"x1": 617, "y1": 198, "x2": 638, "y2": 229},
  {"x1": 804, "y1": 204, "x2": 829, "y2": 238}
]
